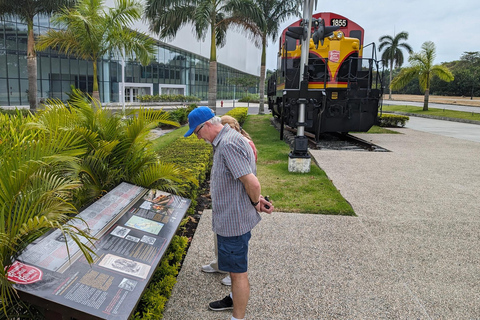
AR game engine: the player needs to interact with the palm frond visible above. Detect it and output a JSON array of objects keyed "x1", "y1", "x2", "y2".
[
  {"x1": 390, "y1": 67, "x2": 419, "y2": 91},
  {"x1": 131, "y1": 161, "x2": 197, "y2": 194},
  {"x1": 431, "y1": 65, "x2": 454, "y2": 82},
  {"x1": 147, "y1": 4, "x2": 196, "y2": 38}
]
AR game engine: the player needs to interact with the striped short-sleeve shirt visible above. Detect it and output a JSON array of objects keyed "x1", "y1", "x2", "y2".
[{"x1": 210, "y1": 125, "x2": 261, "y2": 237}]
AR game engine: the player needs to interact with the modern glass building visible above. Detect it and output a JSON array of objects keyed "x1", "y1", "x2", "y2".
[{"x1": 0, "y1": 14, "x2": 259, "y2": 107}]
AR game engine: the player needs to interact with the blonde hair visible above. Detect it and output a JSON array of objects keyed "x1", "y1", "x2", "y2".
[{"x1": 221, "y1": 115, "x2": 252, "y2": 141}]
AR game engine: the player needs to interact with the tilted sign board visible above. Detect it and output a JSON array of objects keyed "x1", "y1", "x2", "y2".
[{"x1": 8, "y1": 182, "x2": 190, "y2": 320}]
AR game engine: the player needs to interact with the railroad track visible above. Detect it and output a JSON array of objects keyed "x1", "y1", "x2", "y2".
[{"x1": 271, "y1": 118, "x2": 388, "y2": 152}]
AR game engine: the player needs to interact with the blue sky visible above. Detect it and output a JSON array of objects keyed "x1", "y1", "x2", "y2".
[{"x1": 265, "y1": 0, "x2": 480, "y2": 70}]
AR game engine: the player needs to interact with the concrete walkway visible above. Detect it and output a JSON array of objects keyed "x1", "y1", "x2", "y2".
[
  {"x1": 163, "y1": 116, "x2": 480, "y2": 318},
  {"x1": 405, "y1": 116, "x2": 480, "y2": 143}
]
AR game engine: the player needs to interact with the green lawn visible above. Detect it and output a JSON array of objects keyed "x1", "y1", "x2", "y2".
[
  {"x1": 382, "y1": 104, "x2": 480, "y2": 122},
  {"x1": 361, "y1": 125, "x2": 401, "y2": 134},
  {"x1": 153, "y1": 115, "x2": 355, "y2": 215},
  {"x1": 151, "y1": 125, "x2": 188, "y2": 152},
  {"x1": 244, "y1": 115, "x2": 354, "y2": 215}
]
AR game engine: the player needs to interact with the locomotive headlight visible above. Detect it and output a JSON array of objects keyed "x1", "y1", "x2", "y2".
[
  {"x1": 336, "y1": 31, "x2": 343, "y2": 39},
  {"x1": 329, "y1": 34, "x2": 335, "y2": 40}
]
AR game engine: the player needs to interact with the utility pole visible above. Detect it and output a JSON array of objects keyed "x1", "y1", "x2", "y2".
[{"x1": 286, "y1": 0, "x2": 315, "y2": 173}]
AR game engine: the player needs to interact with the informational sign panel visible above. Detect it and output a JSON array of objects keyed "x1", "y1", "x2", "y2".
[{"x1": 8, "y1": 182, "x2": 191, "y2": 320}]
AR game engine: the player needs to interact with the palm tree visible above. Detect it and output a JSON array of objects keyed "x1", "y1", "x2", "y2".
[
  {"x1": 36, "y1": 0, "x2": 156, "y2": 104},
  {"x1": 144, "y1": 0, "x2": 264, "y2": 113},
  {"x1": 251, "y1": 0, "x2": 299, "y2": 114},
  {"x1": 0, "y1": 0, "x2": 75, "y2": 113},
  {"x1": 0, "y1": 111, "x2": 96, "y2": 314},
  {"x1": 391, "y1": 41, "x2": 454, "y2": 111},
  {"x1": 378, "y1": 31, "x2": 413, "y2": 100}
]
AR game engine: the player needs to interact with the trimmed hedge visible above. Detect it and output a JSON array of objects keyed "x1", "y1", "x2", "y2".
[
  {"x1": 225, "y1": 107, "x2": 248, "y2": 125},
  {"x1": 0, "y1": 108, "x2": 30, "y2": 117},
  {"x1": 378, "y1": 114, "x2": 409, "y2": 127},
  {"x1": 129, "y1": 133, "x2": 212, "y2": 319},
  {"x1": 138, "y1": 94, "x2": 200, "y2": 103},
  {"x1": 238, "y1": 94, "x2": 259, "y2": 103},
  {"x1": 131, "y1": 235, "x2": 188, "y2": 320},
  {"x1": 157, "y1": 135, "x2": 213, "y2": 216}
]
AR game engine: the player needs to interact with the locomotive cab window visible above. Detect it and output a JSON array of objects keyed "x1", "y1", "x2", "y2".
[
  {"x1": 285, "y1": 36, "x2": 297, "y2": 51},
  {"x1": 349, "y1": 30, "x2": 363, "y2": 47}
]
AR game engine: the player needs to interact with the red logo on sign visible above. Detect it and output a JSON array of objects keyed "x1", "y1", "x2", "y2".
[
  {"x1": 329, "y1": 50, "x2": 340, "y2": 63},
  {"x1": 7, "y1": 261, "x2": 43, "y2": 284}
]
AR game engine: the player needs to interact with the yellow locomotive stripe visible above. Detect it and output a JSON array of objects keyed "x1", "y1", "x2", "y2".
[
  {"x1": 308, "y1": 83, "x2": 348, "y2": 89},
  {"x1": 276, "y1": 82, "x2": 348, "y2": 90}
]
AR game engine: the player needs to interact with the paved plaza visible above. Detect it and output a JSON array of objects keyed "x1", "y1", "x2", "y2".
[{"x1": 163, "y1": 105, "x2": 480, "y2": 319}]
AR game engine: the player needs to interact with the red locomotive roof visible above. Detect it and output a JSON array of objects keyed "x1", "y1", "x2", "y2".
[{"x1": 281, "y1": 12, "x2": 364, "y2": 45}]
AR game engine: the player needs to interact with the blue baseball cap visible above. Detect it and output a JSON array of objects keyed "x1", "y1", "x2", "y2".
[{"x1": 184, "y1": 106, "x2": 215, "y2": 137}]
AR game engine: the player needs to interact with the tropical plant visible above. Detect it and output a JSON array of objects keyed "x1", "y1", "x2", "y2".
[
  {"x1": 391, "y1": 41, "x2": 454, "y2": 111},
  {"x1": 0, "y1": 110, "x2": 96, "y2": 315},
  {"x1": 144, "y1": 0, "x2": 264, "y2": 113},
  {"x1": 0, "y1": 0, "x2": 75, "y2": 112},
  {"x1": 36, "y1": 0, "x2": 156, "y2": 104},
  {"x1": 378, "y1": 31, "x2": 413, "y2": 100},
  {"x1": 250, "y1": 0, "x2": 299, "y2": 114},
  {"x1": 50, "y1": 90, "x2": 196, "y2": 204}
]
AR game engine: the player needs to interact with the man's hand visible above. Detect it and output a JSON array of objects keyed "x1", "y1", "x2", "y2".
[{"x1": 255, "y1": 196, "x2": 274, "y2": 214}]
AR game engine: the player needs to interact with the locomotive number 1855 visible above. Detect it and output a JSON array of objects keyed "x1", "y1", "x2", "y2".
[{"x1": 330, "y1": 18, "x2": 348, "y2": 27}]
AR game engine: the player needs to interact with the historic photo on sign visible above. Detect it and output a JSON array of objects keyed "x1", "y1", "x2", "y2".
[{"x1": 99, "y1": 254, "x2": 151, "y2": 279}]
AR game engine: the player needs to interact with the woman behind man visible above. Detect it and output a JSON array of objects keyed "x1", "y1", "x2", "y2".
[
  {"x1": 220, "y1": 115, "x2": 257, "y2": 162},
  {"x1": 200, "y1": 115, "x2": 257, "y2": 286}
]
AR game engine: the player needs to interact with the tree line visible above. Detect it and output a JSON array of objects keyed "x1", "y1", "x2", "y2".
[{"x1": 379, "y1": 32, "x2": 480, "y2": 110}]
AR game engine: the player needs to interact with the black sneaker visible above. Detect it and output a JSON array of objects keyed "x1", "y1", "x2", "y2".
[{"x1": 208, "y1": 295, "x2": 233, "y2": 311}]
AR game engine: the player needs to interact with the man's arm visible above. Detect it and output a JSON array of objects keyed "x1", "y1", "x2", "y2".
[
  {"x1": 239, "y1": 173, "x2": 261, "y2": 204},
  {"x1": 238, "y1": 173, "x2": 274, "y2": 213}
]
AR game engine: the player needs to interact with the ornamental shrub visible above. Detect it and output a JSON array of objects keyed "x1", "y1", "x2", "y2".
[
  {"x1": 378, "y1": 114, "x2": 409, "y2": 127},
  {"x1": 238, "y1": 94, "x2": 259, "y2": 103},
  {"x1": 131, "y1": 235, "x2": 188, "y2": 320},
  {"x1": 157, "y1": 135, "x2": 213, "y2": 216},
  {"x1": 0, "y1": 108, "x2": 30, "y2": 117},
  {"x1": 225, "y1": 107, "x2": 248, "y2": 126}
]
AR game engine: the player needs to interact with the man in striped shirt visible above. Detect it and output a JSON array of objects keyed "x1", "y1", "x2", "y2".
[{"x1": 185, "y1": 107, "x2": 274, "y2": 320}]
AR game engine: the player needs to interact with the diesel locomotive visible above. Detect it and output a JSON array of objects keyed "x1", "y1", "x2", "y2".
[{"x1": 267, "y1": 12, "x2": 384, "y2": 140}]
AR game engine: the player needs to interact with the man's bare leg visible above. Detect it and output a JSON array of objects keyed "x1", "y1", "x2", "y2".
[{"x1": 230, "y1": 271, "x2": 249, "y2": 319}]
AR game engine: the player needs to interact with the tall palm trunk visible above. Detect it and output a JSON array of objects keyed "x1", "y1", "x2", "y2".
[
  {"x1": 92, "y1": 59, "x2": 100, "y2": 107},
  {"x1": 208, "y1": 61, "x2": 217, "y2": 112},
  {"x1": 423, "y1": 75, "x2": 431, "y2": 111},
  {"x1": 27, "y1": 20, "x2": 37, "y2": 112},
  {"x1": 208, "y1": 22, "x2": 217, "y2": 113},
  {"x1": 423, "y1": 88, "x2": 429, "y2": 111},
  {"x1": 388, "y1": 60, "x2": 393, "y2": 100},
  {"x1": 258, "y1": 35, "x2": 266, "y2": 115}
]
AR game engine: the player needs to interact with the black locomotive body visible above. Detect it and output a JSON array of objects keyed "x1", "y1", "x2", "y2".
[{"x1": 267, "y1": 12, "x2": 384, "y2": 139}]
